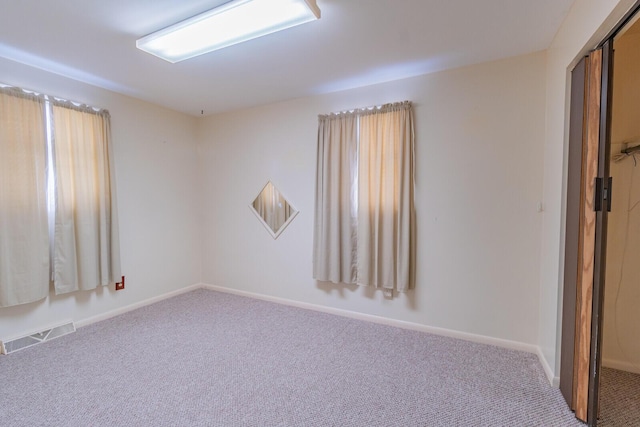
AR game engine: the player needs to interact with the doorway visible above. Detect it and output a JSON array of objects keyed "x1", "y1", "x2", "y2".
[
  {"x1": 560, "y1": 0, "x2": 640, "y2": 427},
  {"x1": 559, "y1": 4, "x2": 640, "y2": 426},
  {"x1": 598, "y1": 14, "x2": 640, "y2": 426}
]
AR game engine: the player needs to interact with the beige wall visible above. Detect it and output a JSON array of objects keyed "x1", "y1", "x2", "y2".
[
  {"x1": 0, "y1": 57, "x2": 202, "y2": 340},
  {"x1": 198, "y1": 52, "x2": 547, "y2": 348},
  {"x1": 2, "y1": 0, "x2": 639, "y2": 385},
  {"x1": 603, "y1": 30, "x2": 640, "y2": 374}
]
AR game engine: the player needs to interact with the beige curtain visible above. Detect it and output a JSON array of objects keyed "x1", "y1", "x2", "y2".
[
  {"x1": 313, "y1": 112, "x2": 359, "y2": 284},
  {"x1": 358, "y1": 102, "x2": 415, "y2": 292},
  {"x1": 0, "y1": 88, "x2": 50, "y2": 307},
  {"x1": 313, "y1": 102, "x2": 414, "y2": 293},
  {"x1": 52, "y1": 101, "x2": 121, "y2": 294}
]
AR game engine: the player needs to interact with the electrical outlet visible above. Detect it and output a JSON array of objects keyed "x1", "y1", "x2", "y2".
[{"x1": 115, "y1": 276, "x2": 125, "y2": 291}]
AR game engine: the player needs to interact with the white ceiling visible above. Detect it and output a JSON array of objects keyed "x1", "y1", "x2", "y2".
[{"x1": 0, "y1": 0, "x2": 575, "y2": 116}]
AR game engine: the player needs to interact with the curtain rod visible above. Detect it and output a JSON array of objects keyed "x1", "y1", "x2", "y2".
[
  {"x1": 321, "y1": 100, "x2": 411, "y2": 118},
  {"x1": 0, "y1": 82, "x2": 105, "y2": 113}
]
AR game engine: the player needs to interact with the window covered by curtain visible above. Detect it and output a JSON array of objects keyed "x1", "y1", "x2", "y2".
[
  {"x1": 313, "y1": 113, "x2": 358, "y2": 284},
  {"x1": 0, "y1": 85, "x2": 121, "y2": 307},
  {"x1": 0, "y1": 88, "x2": 50, "y2": 307},
  {"x1": 52, "y1": 101, "x2": 121, "y2": 294},
  {"x1": 313, "y1": 101, "x2": 415, "y2": 294}
]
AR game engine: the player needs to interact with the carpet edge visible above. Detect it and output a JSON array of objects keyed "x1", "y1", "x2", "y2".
[
  {"x1": 74, "y1": 283, "x2": 203, "y2": 329},
  {"x1": 202, "y1": 283, "x2": 559, "y2": 386},
  {"x1": 602, "y1": 357, "x2": 640, "y2": 375}
]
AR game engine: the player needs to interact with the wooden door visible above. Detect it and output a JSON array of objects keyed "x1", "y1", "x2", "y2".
[
  {"x1": 560, "y1": 43, "x2": 613, "y2": 426},
  {"x1": 574, "y1": 47, "x2": 602, "y2": 423}
]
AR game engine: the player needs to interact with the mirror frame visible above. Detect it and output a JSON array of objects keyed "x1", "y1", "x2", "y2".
[{"x1": 249, "y1": 181, "x2": 299, "y2": 239}]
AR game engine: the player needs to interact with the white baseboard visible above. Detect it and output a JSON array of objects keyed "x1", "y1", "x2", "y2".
[
  {"x1": 201, "y1": 283, "x2": 557, "y2": 385},
  {"x1": 74, "y1": 283, "x2": 202, "y2": 329},
  {"x1": 602, "y1": 357, "x2": 640, "y2": 375},
  {"x1": 536, "y1": 347, "x2": 560, "y2": 387},
  {"x1": 3, "y1": 281, "x2": 560, "y2": 386}
]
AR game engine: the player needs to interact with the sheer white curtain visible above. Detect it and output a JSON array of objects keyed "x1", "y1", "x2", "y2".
[
  {"x1": 52, "y1": 101, "x2": 121, "y2": 294},
  {"x1": 0, "y1": 88, "x2": 50, "y2": 307},
  {"x1": 313, "y1": 102, "x2": 414, "y2": 293},
  {"x1": 313, "y1": 112, "x2": 359, "y2": 284}
]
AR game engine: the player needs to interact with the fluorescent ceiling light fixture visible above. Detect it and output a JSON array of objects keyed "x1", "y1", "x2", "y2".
[{"x1": 136, "y1": 0, "x2": 321, "y2": 63}]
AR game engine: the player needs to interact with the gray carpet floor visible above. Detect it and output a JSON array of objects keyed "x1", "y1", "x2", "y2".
[
  {"x1": 599, "y1": 366, "x2": 640, "y2": 426},
  {"x1": 0, "y1": 289, "x2": 584, "y2": 426}
]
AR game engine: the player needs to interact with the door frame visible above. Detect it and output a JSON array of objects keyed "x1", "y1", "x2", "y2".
[{"x1": 559, "y1": 53, "x2": 587, "y2": 412}]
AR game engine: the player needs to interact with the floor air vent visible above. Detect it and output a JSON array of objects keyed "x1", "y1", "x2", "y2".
[{"x1": 0, "y1": 322, "x2": 76, "y2": 355}]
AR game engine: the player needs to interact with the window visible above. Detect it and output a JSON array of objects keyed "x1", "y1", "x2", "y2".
[
  {"x1": 313, "y1": 101, "x2": 415, "y2": 295},
  {"x1": 0, "y1": 86, "x2": 121, "y2": 307}
]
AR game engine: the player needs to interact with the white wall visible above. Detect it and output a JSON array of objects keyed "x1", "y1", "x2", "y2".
[
  {"x1": 198, "y1": 51, "x2": 546, "y2": 346},
  {"x1": 0, "y1": 57, "x2": 202, "y2": 340},
  {"x1": 538, "y1": 0, "x2": 637, "y2": 380}
]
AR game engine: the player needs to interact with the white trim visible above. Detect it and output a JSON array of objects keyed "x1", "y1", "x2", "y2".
[
  {"x1": 202, "y1": 283, "x2": 556, "y2": 384},
  {"x1": 602, "y1": 357, "x2": 640, "y2": 375},
  {"x1": 2, "y1": 281, "x2": 560, "y2": 386},
  {"x1": 74, "y1": 283, "x2": 202, "y2": 328},
  {"x1": 1, "y1": 284, "x2": 201, "y2": 351},
  {"x1": 537, "y1": 347, "x2": 560, "y2": 387}
]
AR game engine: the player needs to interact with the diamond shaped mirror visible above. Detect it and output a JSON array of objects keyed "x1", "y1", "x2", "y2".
[{"x1": 250, "y1": 181, "x2": 299, "y2": 239}]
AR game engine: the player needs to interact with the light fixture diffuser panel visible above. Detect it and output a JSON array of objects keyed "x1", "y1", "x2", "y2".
[{"x1": 137, "y1": 0, "x2": 321, "y2": 63}]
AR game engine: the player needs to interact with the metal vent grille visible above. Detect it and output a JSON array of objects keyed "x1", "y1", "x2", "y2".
[{"x1": 0, "y1": 322, "x2": 75, "y2": 355}]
